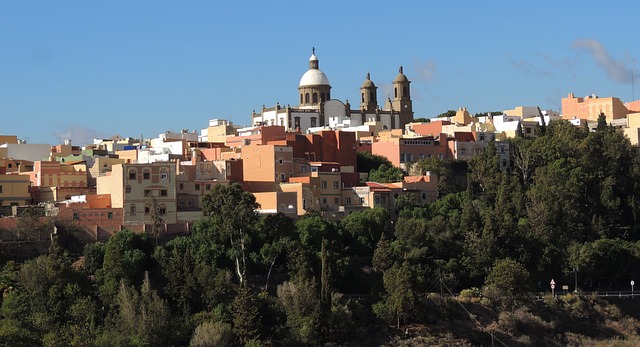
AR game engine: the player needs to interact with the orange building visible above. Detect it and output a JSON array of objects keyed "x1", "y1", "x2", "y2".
[
  {"x1": 19, "y1": 161, "x2": 89, "y2": 202},
  {"x1": 371, "y1": 134, "x2": 449, "y2": 169},
  {"x1": 562, "y1": 93, "x2": 629, "y2": 123}
]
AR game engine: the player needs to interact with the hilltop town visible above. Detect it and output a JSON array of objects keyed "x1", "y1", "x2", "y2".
[
  {"x1": 1, "y1": 51, "x2": 639, "y2": 241},
  {"x1": 4, "y1": 52, "x2": 640, "y2": 346}
]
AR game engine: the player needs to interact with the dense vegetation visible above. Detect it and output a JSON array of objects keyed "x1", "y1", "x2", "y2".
[{"x1": 2, "y1": 119, "x2": 640, "y2": 346}]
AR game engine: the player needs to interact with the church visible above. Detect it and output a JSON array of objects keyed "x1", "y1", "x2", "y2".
[{"x1": 250, "y1": 49, "x2": 414, "y2": 134}]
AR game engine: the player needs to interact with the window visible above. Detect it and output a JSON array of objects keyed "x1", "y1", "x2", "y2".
[
  {"x1": 195, "y1": 184, "x2": 200, "y2": 190},
  {"x1": 280, "y1": 173, "x2": 286, "y2": 181},
  {"x1": 345, "y1": 197, "x2": 351, "y2": 204},
  {"x1": 159, "y1": 208, "x2": 166, "y2": 215},
  {"x1": 144, "y1": 189, "x2": 151, "y2": 197},
  {"x1": 179, "y1": 183, "x2": 184, "y2": 190},
  {"x1": 206, "y1": 184, "x2": 211, "y2": 191},
  {"x1": 130, "y1": 205, "x2": 136, "y2": 215},
  {"x1": 333, "y1": 181, "x2": 339, "y2": 189},
  {"x1": 305, "y1": 93, "x2": 310, "y2": 103},
  {"x1": 160, "y1": 172, "x2": 168, "y2": 180},
  {"x1": 300, "y1": 94, "x2": 303, "y2": 103},
  {"x1": 310, "y1": 117, "x2": 317, "y2": 127},
  {"x1": 322, "y1": 198, "x2": 327, "y2": 204},
  {"x1": 294, "y1": 117, "x2": 301, "y2": 129},
  {"x1": 0, "y1": 185, "x2": 3, "y2": 193},
  {"x1": 129, "y1": 171, "x2": 136, "y2": 179},
  {"x1": 321, "y1": 181, "x2": 327, "y2": 189},
  {"x1": 160, "y1": 189, "x2": 167, "y2": 197},
  {"x1": 145, "y1": 206, "x2": 150, "y2": 214},
  {"x1": 526, "y1": 128, "x2": 532, "y2": 134},
  {"x1": 361, "y1": 93, "x2": 365, "y2": 103},
  {"x1": 125, "y1": 186, "x2": 131, "y2": 193},
  {"x1": 107, "y1": 212, "x2": 113, "y2": 219},
  {"x1": 7, "y1": 164, "x2": 11, "y2": 168},
  {"x1": 143, "y1": 172, "x2": 150, "y2": 180},
  {"x1": 278, "y1": 158, "x2": 283, "y2": 165},
  {"x1": 312, "y1": 93, "x2": 318, "y2": 103},
  {"x1": 334, "y1": 197, "x2": 339, "y2": 204}
]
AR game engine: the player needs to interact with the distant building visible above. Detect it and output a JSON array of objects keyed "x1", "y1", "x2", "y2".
[
  {"x1": 562, "y1": 92, "x2": 629, "y2": 123},
  {"x1": 250, "y1": 49, "x2": 414, "y2": 134}
]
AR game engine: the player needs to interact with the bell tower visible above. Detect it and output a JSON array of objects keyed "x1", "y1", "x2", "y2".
[
  {"x1": 360, "y1": 72, "x2": 378, "y2": 112},
  {"x1": 392, "y1": 66, "x2": 413, "y2": 127}
]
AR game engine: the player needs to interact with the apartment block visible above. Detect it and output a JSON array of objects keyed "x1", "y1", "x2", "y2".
[{"x1": 97, "y1": 162, "x2": 177, "y2": 224}]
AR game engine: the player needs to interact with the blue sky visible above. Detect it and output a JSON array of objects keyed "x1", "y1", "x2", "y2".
[{"x1": 1, "y1": 1, "x2": 639, "y2": 145}]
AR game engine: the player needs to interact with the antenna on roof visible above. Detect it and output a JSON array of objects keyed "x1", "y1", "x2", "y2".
[{"x1": 632, "y1": 69, "x2": 636, "y2": 101}]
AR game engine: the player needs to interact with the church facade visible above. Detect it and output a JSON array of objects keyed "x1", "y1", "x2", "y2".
[{"x1": 250, "y1": 49, "x2": 414, "y2": 134}]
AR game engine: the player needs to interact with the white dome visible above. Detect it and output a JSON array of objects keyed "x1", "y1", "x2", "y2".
[{"x1": 299, "y1": 69, "x2": 330, "y2": 87}]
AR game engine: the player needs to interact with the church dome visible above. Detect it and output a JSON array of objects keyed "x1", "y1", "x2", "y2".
[
  {"x1": 300, "y1": 69, "x2": 330, "y2": 87},
  {"x1": 299, "y1": 51, "x2": 330, "y2": 87}
]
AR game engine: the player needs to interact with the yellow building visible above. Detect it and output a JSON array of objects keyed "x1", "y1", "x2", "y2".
[
  {"x1": 0, "y1": 174, "x2": 31, "y2": 206},
  {"x1": 206, "y1": 119, "x2": 237, "y2": 143}
]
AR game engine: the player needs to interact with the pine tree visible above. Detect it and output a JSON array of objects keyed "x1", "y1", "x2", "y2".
[{"x1": 232, "y1": 285, "x2": 261, "y2": 345}]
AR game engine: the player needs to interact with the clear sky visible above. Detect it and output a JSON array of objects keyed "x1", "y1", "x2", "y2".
[{"x1": 2, "y1": 1, "x2": 639, "y2": 145}]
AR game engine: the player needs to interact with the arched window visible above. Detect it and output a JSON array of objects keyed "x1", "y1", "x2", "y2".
[
  {"x1": 361, "y1": 93, "x2": 365, "y2": 103},
  {"x1": 312, "y1": 93, "x2": 318, "y2": 103},
  {"x1": 305, "y1": 93, "x2": 310, "y2": 103},
  {"x1": 300, "y1": 94, "x2": 303, "y2": 103},
  {"x1": 394, "y1": 88, "x2": 398, "y2": 98}
]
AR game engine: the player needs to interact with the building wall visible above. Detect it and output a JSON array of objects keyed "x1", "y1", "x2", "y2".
[
  {"x1": 0, "y1": 174, "x2": 31, "y2": 206},
  {"x1": 116, "y1": 163, "x2": 177, "y2": 224},
  {"x1": 562, "y1": 93, "x2": 629, "y2": 123},
  {"x1": 242, "y1": 144, "x2": 294, "y2": 183},
  {"x1": 0, "y1": 143, "x2": 51, "y2": 162}
]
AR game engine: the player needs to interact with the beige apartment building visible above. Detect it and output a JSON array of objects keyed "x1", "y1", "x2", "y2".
[{"x1": 97, "y1": 162, "x2": 177, "y2": 224}]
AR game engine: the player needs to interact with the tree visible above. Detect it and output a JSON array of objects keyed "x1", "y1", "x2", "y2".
[
  {"x1": 147, "y1": 197, "x2": 165, "y2": 246},
  {"x1": 436, "y1": 110, "x2": 457, "y2": 118},
  {"x1": 484, "y1": 258, "x2": 530, "y2": 307},
  {"x1": 189, "y1": 321, "x2": 233, "y2": 347},
  {"x1": 201, "y1": 183, "x2": 260, "y2": 285},
  {"x1": 276, "y1": 278, "x2": 321, "y2": 345},
  {"x1": 356, "y1": 151, "x2": 392, "y2": 174},
  {"x1": 368, "y1": 164, "x2": 404, "y2": 183},
  {"x1": 231, "y1": 285, "x2": 261, "y2": 345},
  {"x1": 596, "y1": 112, "x2": 608, "y2": 131},
  {"x1": 339, "y1": 207, "x2": 389, "y2": 256},
  {"x1": 374, "y1": 261, "x2": 415, "y2": 329},
  {"x1": 97, "y1": 230, "x2": 152, "y2": 304},
  {"x1": 256, "y1": 213, "x2": 295, "y2": 291}
]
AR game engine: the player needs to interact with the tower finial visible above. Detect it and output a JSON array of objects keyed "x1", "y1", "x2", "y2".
[
  {"x1": 399, "y1": 66, "x2": 403, "y2": 74},
  {"x1": 312, "y1": 47, "x2": 315, "y2": 55}
]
